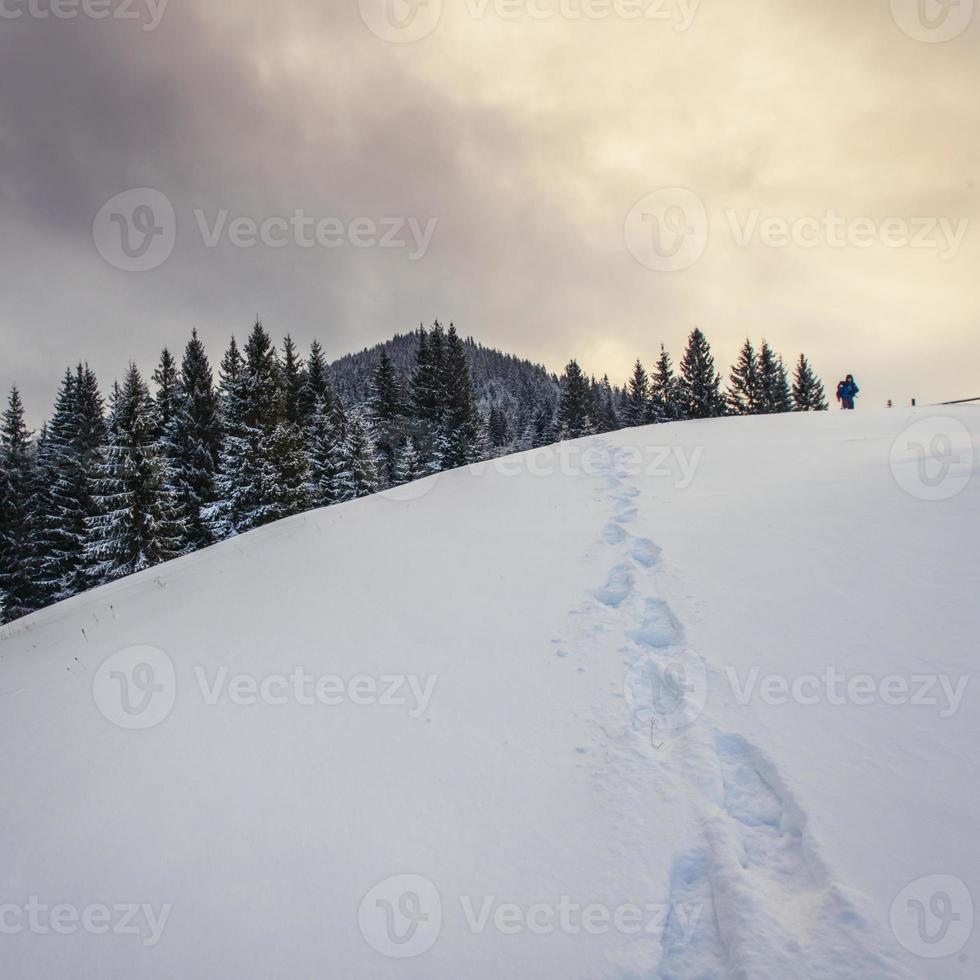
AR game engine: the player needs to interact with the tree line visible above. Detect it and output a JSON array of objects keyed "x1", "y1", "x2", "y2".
[{"x1": 0, "y1": 322, "x2": 825, "y2": 623}]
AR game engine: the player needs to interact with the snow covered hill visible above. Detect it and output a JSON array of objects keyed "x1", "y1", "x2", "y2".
[{"x1": 1, "y1": 408, "x2": 977, "y2": 979}]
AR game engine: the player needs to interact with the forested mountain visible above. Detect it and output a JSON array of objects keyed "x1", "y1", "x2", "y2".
[{"x1": 329, "y1": 330, "x2": 562, "y2": 447}]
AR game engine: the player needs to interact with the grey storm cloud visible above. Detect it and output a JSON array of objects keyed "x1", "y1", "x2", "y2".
[{"x1": 1, "y1": 0, "x2": 978, "y2": 424}]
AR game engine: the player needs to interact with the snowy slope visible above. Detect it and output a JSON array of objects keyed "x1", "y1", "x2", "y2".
[{"x1": 1, "y1": 408, "x2": 977, "y2": 979}]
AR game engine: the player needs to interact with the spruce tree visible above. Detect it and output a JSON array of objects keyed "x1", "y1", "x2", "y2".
[
  {"x1": 369, "y1": 349, "x2": 407, "y2": 483},
  {"x1": 792, "y1": 354, "x2": 828, "y2": 411},
  {"x1": 298, "y1": 339, "x2": 337, "y2": 428},
  {"x1": 650, "y1": 345, "x2": 682, "y2": 421},
  {"x1": 624, "y1": 360, "x2": 651, "y2": 427},
  {"x1": 438, "y1": 324, "x2": 479, "y2": 469},
  {"x1": 597, "y1": 376, "x2": 619, "y2": 432},
  {"x1": 554, "y1": 360, "x2": 594, "y2": 439},
  {"x1": 0, "y1": 388, "x2": 37, "y2": 622},
  {"x1": 392, "y1": 438, "x2": 426, "y2": 486},
  {"x1": 679, "y1": 328, "x2": 726, "y2": 419},
  {"x1": 209, "y1": 321, "x2": 285, "y2": 537},
  {"x1": 410, "y1": 323, "x2": 447, "y2": 468},
  {"x1": 85, "y1": 364, "x2": 182, "y2": 585},
  {"x1": 727, "y1": 339, "x2": 763, "y2": 415},
  {"x1": 487, "y1": 407, "x2": 510, "y2": 448},
  {"x1": 335, "y1": 405, "x2": 380, "y2": 502},
  {"x1": 260, "y1": 421, "x2": 311, "y2": 521},
  {"x1": 151, "y1": 348, "x2": 180, "y2": 443},
  {"x1": 169, "y1": 330, "x2": 221, "y2": 550},
  {"x1": 758, "y1": 341, "x2": 793, "y2": 414},
  {"x1": 34, "y1": 365, "x2": 106, "y2": 601},
  {"x1": 218, "y1": 335, "x2": 243, "y2": 398},
  {"x1": 280, "y1": 335, "x2": 305, "y2": 427},
  {"x1": 306, "y1": 395, "x2": 346, "y2": 508}
]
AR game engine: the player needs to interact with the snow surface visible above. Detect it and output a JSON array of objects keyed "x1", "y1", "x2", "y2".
[{"x1": 1, "y1": 407, "x2": 978, "y2": 979}]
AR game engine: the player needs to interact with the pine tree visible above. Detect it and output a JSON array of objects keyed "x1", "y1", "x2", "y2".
[
  {"x1": 306, "y1": 395, "x2": 346, "y2": 508},
  {"x1": 437, "y1": 324, "x2": 479, "y2": 469},
  {"x1": 727, "y1": 339, "x2": 763, "y2": 415},
  {"x1": 791, "y1": 354, "x2": 828, "y2": 411},
  {"x1": 208, "y1": 322, "x2": 286, "y2": 537},
  {"x1": 151, "y1": 348, "x2": 180, "y2": 443},
  {"x1": 369, "y1": 349, "x2": 408, "y2": 483},
  {"x1": 169, "y1": 330, "x2": 221, "y2": 550},
  {"x1": 280, "y1": 335, "x2": 305, "y2": 427},
  {"x1": 370, "y1": 349, "x2": 403, "y2": 424},
  {"x1": 624, "y1": 360, "x2": 651, "y2": 427},
  {"x1": 410, "y1": 323, "x2": 447, "y2": 468},
  {"x1": 260, "y1": 421, "x2": 311, "y2": 521},
  {"x1": 650, "y1": 345, "x2": 682, "y2": 421},
  {"x1": 554, "y1": 360, "x2": 594, "y2": 439},
  {"x1": 679, "y1": 328, "x2": 726, "y2": 420},
  {"x1": 597, "y1": 376, "x2": 619, "y2": 432},
  {"x1": 487, "y1": 406, "x2": 510, "y2": 448},
  {"x1": 298, "y1": 339, "x2": 337, "y2": 428},
  {"x1": 392, "y1": 437, "x2": 426, "y2": 486},
  {"x1": 34, "y1": 365, "x2": 106, "y2": 602},
  {"x1": 335, "y1": 405, "x2": 380, "y2": 502},
  {"x1": 218, "y1": 335, "x2": 243, "y2": 398},
  {"x1": 757, "y1": 341, "x2": 793, "y2": 414},
  {"x1": 0, "y1": 388, "x2": 37, "y2": 622},
  {"x1": 85, "y1": 365, "x2": 182, "y2": 585}
]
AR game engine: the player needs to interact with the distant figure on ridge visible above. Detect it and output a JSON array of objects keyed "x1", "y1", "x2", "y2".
[{"x1": 836, "y1": 375, "x2": 859, "y2": 410}]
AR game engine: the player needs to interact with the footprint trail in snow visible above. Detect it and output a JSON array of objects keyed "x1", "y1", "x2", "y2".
[{"x1": 562, "y1": 442, "x2": 912, "y2": 980}]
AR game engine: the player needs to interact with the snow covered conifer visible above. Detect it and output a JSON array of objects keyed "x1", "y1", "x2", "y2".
[
  {"x1": 0, "y1": 388, "x2": 37, "y2": 622},
  {"x1": 792, "y1": 354, "x2": 828, "y2": 411},
  {"x1": 260, "y1": 421, "x2": 311, "y2": 521},
  {"x1": 679, "y1": 328, "x2": 726, "y2": 419},
  {"x1": 727, "y1": 339, "x2": 763, "y2": 415},
  {"x1": 280, "y1": 335, "x2": 305, "y2": 427},
  {"x1": 596, "y1": 376, "x2": 619, "y2": 432},
  {"x1": 209, "y1": 320, "x2": 287, "y2": 536},
  {"x1": 34, "y1": 365, "x2": 106, "y2": 601},
  {"x1": 335, "y1": 405, "x2": 380, "y2": 502},
  {"x1": 151, "y1": 348, "x2": 180, "y2": 443},
  {"x1": 169, "y1": 330, "x2": 221, "y2": 550},
  {"x1": 437, "y1": 325, "x2": 479, "y2": 470},
  {"x1": 623, "y1": 360, "x2": 651, "y2": 427},
  {"x1": 218, "y1": 335, "x2": 243, "y2": 398},
  {"x1": 306, "y1": 395, "x2": 345, "y2": 507},
  {"x1": 85, "y1": 364, "x2": 182, "y2": 585},
  {"x1": 299, "y1": 340, "x2": 339, "y2": 428},
  {"x1": 650, "y1": 345, "x2": 682, "y2": 422},
  {"x1": 370, "y1": 348, "x2": 409, "y2": 483},
  {"x1": 392, "y1": 437, "x2": 425, "y2": 486},
  {"x1": 554, "y1": 359, "x2": 594, "y2": 439},
  {"x1": 758, "y1": 341, "x2": 793, "y2": 414}
]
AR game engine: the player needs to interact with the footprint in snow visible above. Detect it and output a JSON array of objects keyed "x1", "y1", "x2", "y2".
[
  {"x1": 602, "y1": 522, "x2": 628, "y2": 545},
  {"x1": 626, "y1": 598, "x2": 683, "y2": 649},
  {"x1": 630, "y1": 537, "x2": 662, "y2": 568},
  {"x1": 592, "y1": 564, "x2": 634, "y2": 608}
]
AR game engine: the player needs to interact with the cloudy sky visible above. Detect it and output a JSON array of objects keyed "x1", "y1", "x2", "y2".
[{"x1": 1, "y1": 0, "x2": 977, "y2": 423}]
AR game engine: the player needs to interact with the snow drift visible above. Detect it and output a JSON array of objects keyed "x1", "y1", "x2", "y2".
[{"x1": 1, "y1": 407, "x2": 977, "y2": 979}]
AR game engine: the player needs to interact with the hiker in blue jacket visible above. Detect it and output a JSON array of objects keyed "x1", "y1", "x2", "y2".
[{"x1": 836, "y1": 375, "x2": 859, "y2": 410}]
